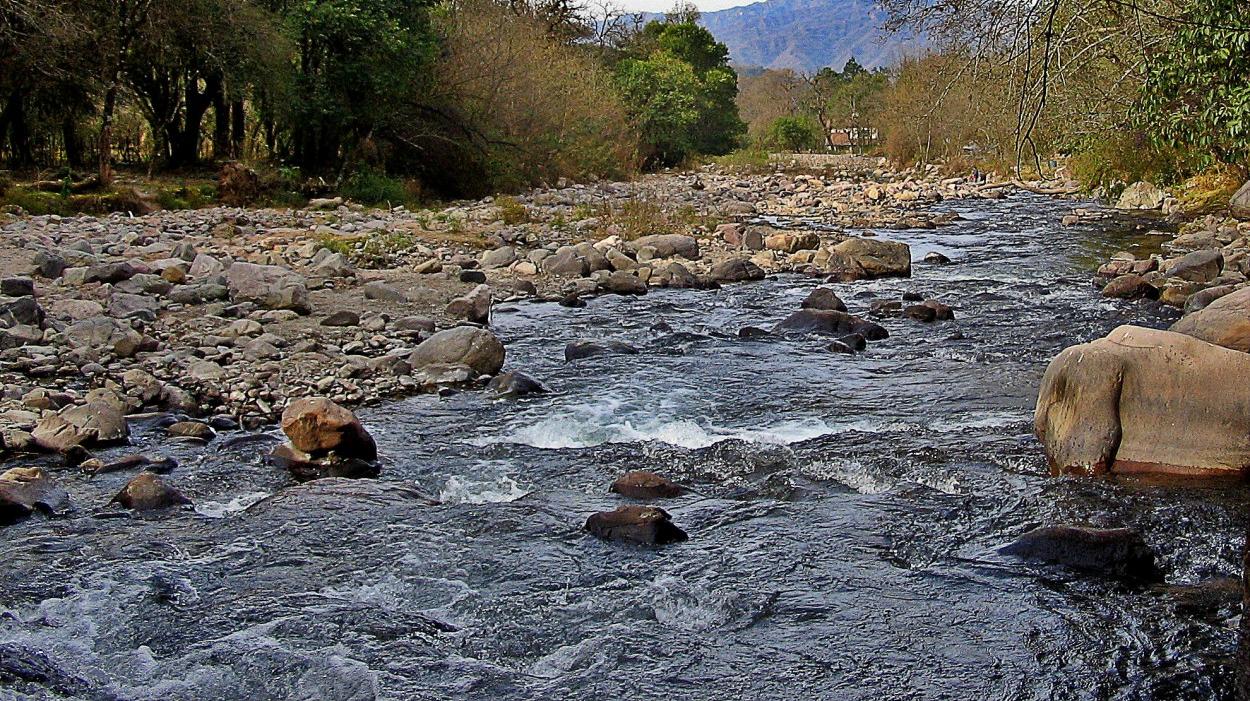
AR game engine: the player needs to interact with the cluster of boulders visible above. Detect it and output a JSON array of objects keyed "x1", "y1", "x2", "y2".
[
  {"x1": 1039, "y1": 179, "x2": 1250, "y2": 478},
  {"x1": 0, "y1": 160, "x2": 980, "y2": 448}
]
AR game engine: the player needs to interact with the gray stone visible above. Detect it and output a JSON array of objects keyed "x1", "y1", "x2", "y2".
[{"x1": 226, "y1": 262, "x2": 311, "y2": 313}]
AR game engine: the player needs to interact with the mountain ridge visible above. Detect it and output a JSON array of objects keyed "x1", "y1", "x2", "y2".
[{"x1": 694, "y1": 0, "x2": 923, "y2": 73}]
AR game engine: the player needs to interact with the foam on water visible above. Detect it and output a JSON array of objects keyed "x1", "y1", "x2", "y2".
[
  {"x1": 439, "y1": 474, "x2": 529, "y2": 504},
  {"x1": 469, "y1": 401, "x2": 917, "y2": 450},
  {"x1": 193, "y1": 491, "x2": 270, "y2": 519}
]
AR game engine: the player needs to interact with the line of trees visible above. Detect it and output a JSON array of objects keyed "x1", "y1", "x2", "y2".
[{"x1": 0, "y1": 0, "x2": 746, "y2": 197}]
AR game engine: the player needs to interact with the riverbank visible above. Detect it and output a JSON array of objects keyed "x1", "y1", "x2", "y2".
[{"x1": 0, "y1": 158, "x2": 1000, "y2": 448}]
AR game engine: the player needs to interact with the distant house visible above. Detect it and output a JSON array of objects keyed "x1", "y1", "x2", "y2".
[{"x1": 828, "y1": 127, "x2": 879, "y2": 152}]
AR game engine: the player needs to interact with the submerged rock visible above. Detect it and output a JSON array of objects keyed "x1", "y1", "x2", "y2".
[
  {"x1": 773, "y1": 309, "x2": 888, "y2": 340},
  {"x1": 609, "y1": 471, "x2": 687, "y2": 499},
  {"x1": 565, "y1": 340, "x2": 639, "y2": 361},
  {"x1": 1000, "y1": 525, "x2": 1160, "y2": 582},
  {"x1": 112, "y1": 473, "x2": 191, "y2": 511},
  {"x1": 486, "y1": 370, "x2": 548, "y2": 398},
  {"x1": 1035, "y1": 325, "x2": 1250, "y2": 476},
  {"x1": 0, "y1": 467, "x2": 69, "y2": 524},
  {"x1": 268, "y1": 443, "x2": 381, "y2": 482},
  {"x1": 584, "y1": 505, "x2": 688, "y2": 545}
]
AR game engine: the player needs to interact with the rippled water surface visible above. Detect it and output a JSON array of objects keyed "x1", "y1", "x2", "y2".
[{"x1": 3, "y1": 195, "x2": 1247, "y2": 700}]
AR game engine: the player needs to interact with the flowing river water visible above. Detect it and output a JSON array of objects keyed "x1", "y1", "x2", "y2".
[{"x1": 2, "y1": 194, "x2": 1248, "y2": 700}]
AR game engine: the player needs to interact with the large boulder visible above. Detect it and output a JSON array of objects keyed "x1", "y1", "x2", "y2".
[
  {"x1": 32, "y1": 402, "x2": 129, "y2": 452},
  {"x1": 1165, "y1": 249, "x2": 1223, "y2": 283},
  {"x1": 1232, "y1": 181, "x2": 1250, "y2": 220},
  {"x1": 1035, "y1": 325, "x2": 1250, "y2": 476},
  {"x1": 112, "y1": 473, "x2": 191, "y2": 511},
  {"x1": 610, "y1": 471, "x2": 686, "y2": 499},
  {"x1": 226, "y1": 262, "x2": 310, "y2": 313},
  {"x1": 408, "y1": 326, "x2": 505, "y2": 376},
  {"x1": 1170, "y1": 287, "x2": 1250, "y2": 352},
  {"x1": 764, "y1": 231, "x2": 820, "y2": 254},
  {"x1": 773, "y1": 309, "x2": 888, "y2": 340},
  {"x1": 1116, "y1": 181, "x2": 1166, "y2": 210},
  {"x1": 280, "y1": 397, "x2": 377, "y2": 462},
  {"x1": 709, "y1": 258, "x2": 765, "y2": 283},
  {"x1": 830, "y1": 238, "x2": 911, "y2": 279},
  {"x1": 630, "y1": 234, "x2": 700, "y2": 260}
]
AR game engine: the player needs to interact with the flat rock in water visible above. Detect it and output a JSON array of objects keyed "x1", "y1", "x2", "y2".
[
  {"x1": 565, "y1": 340, "x2": 639, "y2": 361},
  {"x1": 1000, "y1": 525, "x2": 1160, "y2": 582},
  {"x1": 584, "y1": 505, "x2": 688, "y2": 545},
  {"x1": 0, "y1": 467, "x2": 69, "y2": 524},
  {"x1": 609, "y1": 471, "x2": 687, "y2": 499}
]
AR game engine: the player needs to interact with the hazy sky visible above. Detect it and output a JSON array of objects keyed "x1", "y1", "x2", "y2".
[{"x1": 616, "y1": 0, "x2": 756, "y2": 13}]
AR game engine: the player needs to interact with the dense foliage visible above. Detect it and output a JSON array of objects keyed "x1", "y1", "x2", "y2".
[
  {"x1": 0, "y1": 1, "x2": 746, "y2": 197},
  {"x1": 613, "y1": 21, "x2": 745, "y2": 167}
]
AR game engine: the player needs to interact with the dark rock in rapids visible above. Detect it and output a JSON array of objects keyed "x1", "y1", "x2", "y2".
[
  {"x1": 610, "y1": 471, "x2": 687, "y2": 499},
  {"x1": 268, "y1": 443, "x2": 381, "y2": 482},
  {"x1": 738, "y1": 326, "x2": 771, "y2": 339},
  {"x1": 584, "y1": 505, "x2": 688, "y2": 545},
  {"x1": 904, "y1": 300, "x2": 955, "y2": 322},
  {"x1": 487, "y1": 370, "x2": 548, "y2": 398},
  {"x1": 773, "y1": 309, "x2": 888, "y2": 341},
  {"x1": 565, "y1": 340, "x2": 639, "y2": 361},
  {"x1": 112, "y1": 473, "x2": 191, "y2": 511},
  {"x1": 801, "y1": 287, "x2": 847, "y2": 312},
  {"x1": 924, "y1": 251, "x2": 953, "y2": 265},
  {"x1": 999, "y1": 525, "x2": 1161, "y2": 582},
  {"x1": 559, "y1": 292, "x2": 587, "y2": 308}
]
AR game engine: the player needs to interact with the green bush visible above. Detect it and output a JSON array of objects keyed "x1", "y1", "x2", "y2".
[
  {"x1": 765, "y1": 116, "x2": 822, "y2": 152},
  {"x1": 341, "y1": 171, "x2": 410, "y2": 206},
  {"x1": 1066, "y1": 130, "x2": 1190, "y2": 192}
]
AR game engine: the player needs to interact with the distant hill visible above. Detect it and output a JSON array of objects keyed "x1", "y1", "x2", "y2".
[{"x1": 696, "y1": 0, "x2": 924, "y2": 73}]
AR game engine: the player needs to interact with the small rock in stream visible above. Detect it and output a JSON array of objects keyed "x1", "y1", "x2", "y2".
[
  {"x1": 584, "y1": 505, "x2": 688, "y2": 545},
  {"x1": 111, "y1": 473, "x2": 191, "y2": 511},
  {"x1": 609, "y1": 471, "x2": 687, "y2": 499}
]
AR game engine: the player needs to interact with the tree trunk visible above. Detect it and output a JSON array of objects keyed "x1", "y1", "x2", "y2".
[
  {"x1": 230, "y1": 100, "x2": 245, "y2": 158},
  {"x1": 211, "y1": 76, "x2": 229, "y2": 160},
  {"x1": 63, "y1": 115, "x2": 83, "y2": 168},
  {"x1": 98, "y1": 80, "x2": 120, "y2": 185}
]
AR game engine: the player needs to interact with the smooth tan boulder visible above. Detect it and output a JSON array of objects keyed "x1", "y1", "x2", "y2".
[
  {"x1": 1035, "y1": 325, "x2": 1250, "y2": 477},
  {"x1": 1170, "y1": 286, "x2": 1250, "y2": 352},
  {"x1": 830, "y1": 238, "x2": 911, "y2": 279},
  {"x1": 280, "y1": 397, "x2": 377, "y2": 462}
]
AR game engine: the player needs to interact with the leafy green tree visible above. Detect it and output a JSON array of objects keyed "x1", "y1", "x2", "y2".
[
  {"x1": 765, "y1": 115, "x2": 821, "y2": 151},
  {"x1": 1140, "y1": 0, "x2": 1250, "y2": 169},
  {"x1": 614, "y1": 20, "x2": 744, "y2": 166}
]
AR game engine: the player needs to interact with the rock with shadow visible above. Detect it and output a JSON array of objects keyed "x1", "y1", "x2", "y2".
[
  {"x1": 999, "y1": 524, "x2": 1161, "y2": 583},
  {"x1": 584, "y1": 505, "x2": 688, "y2": 545}
]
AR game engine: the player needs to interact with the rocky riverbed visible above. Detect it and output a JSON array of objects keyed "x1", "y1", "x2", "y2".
[
  {"x1": 0, "y1": 159, "x2": 981, "y2": 441},
  {"x1": 3, "y1": 164, "x2": 1247, "y2": 699}
]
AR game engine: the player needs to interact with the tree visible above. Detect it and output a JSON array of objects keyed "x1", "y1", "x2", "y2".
[
  {"x1": 615, "y1": 20, "x2": 745, "y2": 166},
  {"x1": 1139, "y1": 0, "x2": 1250, "y2": 169},
  {"x1": 766, "y1": 115, "x2": 821, "y2": 152}
]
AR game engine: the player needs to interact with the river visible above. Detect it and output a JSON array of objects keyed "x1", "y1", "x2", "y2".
[{"x1": 2, "y1": 194, "x2": 1246, "y2": 700}]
